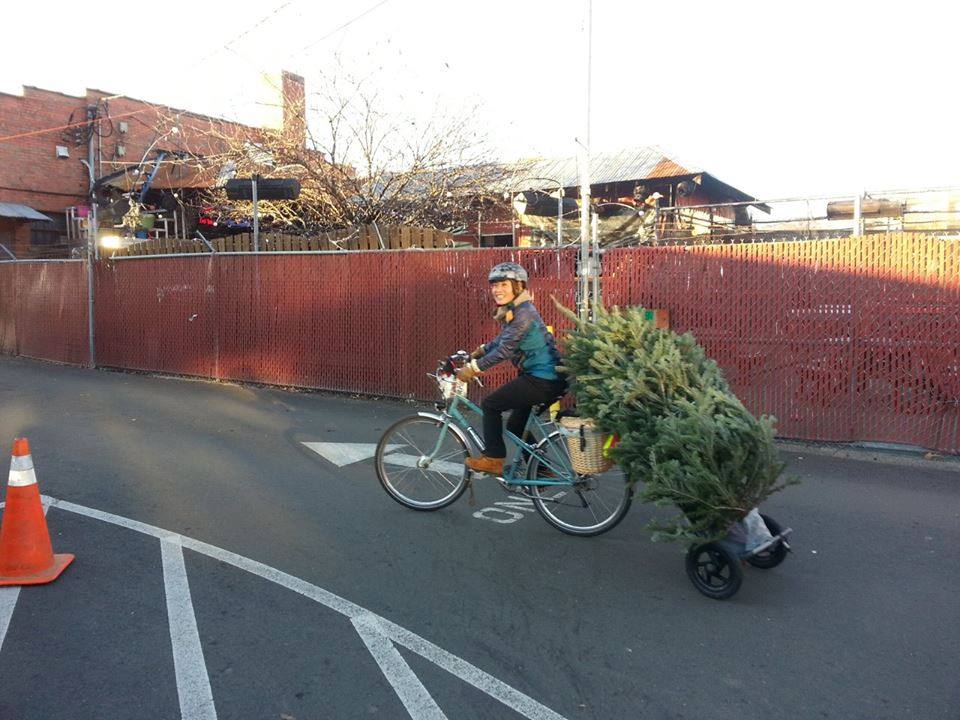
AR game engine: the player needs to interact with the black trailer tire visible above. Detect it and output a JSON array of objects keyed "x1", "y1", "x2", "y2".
[
  {"x1": 686, "y1": 542, "x2": 744, "y2": 600},
  {"x1": 746, "y1": 514, "x2": 789, "y2": 570}
]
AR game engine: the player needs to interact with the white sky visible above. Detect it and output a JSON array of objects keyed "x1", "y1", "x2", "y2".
[{"x1": 1, "y1": 0, "x2": 956, "y2": 199}]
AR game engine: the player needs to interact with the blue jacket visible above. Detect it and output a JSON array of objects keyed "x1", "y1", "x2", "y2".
[{"x1": 477, "y1": 298, "x2": 562, "y2": 380}]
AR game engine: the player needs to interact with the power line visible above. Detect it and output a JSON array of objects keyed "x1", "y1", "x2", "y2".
[
  {"x1": 188, "y1": 1, "x2": 300, "y2": 74},
  {"x1": 0, "y1": 107, "x2": 152, "y2": 144},
  {"x1": 294, "y1": 0, "x2": 391, "y2": 55},
  {"x1": 0, "y1": 0, "x2": 391, "y2": 145}
]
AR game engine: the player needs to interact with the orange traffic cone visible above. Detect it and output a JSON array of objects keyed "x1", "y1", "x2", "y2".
[{"x1": 0, "y1": 438, "x2": 74, "y2": 585}]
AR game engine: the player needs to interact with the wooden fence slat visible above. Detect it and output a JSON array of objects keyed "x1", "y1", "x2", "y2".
[{"x1": 181, "y1": 223, "x2": 451, "y2": 253}]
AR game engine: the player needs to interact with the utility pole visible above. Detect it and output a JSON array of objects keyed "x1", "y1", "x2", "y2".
[
  {"x1": 557, "y1": 187, "x2": 563, "y2": 247},
  {"x1": 852, "y1": 191, "x2": 863, "y2": 236},
  {"x1": 252, "y1": 174, "x2": 260, "y2": 252},
  {"x1": 577, "y1": 0, "x2": 595, "y2": 321},
  {"x1": 86, "y1": 102, "x2": 98, "y2": 367}
]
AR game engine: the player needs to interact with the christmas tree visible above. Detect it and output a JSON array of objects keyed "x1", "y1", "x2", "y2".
[{"x1": 557, "y1": 303, "x2": 796, "y2": 543}]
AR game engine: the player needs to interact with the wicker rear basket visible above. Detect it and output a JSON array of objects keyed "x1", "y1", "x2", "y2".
[{"x1": 558, "y1": 417, "x2": 614, "y2": 475}]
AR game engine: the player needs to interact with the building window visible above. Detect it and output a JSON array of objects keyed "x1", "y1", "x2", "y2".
[
  {"x1": 30, "y1": 214, "x2": 66, "y2": 246},
  {"x1": 480, "y1": 234, "x2": 512, "y2": 248}
]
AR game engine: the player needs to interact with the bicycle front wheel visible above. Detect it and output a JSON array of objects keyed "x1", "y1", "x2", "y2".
[
  {"x1": 375, "y1": 415, "x2": 469, "y2": 510},
  {"x1": 527, "y1": 434, "x2": 632, "y2": 536}
]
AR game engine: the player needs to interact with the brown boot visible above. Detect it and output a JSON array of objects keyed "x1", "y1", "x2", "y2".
[{"x1": 465, "y1": 455, "x2": 505, "y2": 475}]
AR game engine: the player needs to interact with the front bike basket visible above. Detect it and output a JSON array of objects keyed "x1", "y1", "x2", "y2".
[
  {"x1": 436, "y1": 372, "x2": 468, "y2": 400},
  {"x1": 558, "y1": 416, "x2": 614, "y2": 474}
]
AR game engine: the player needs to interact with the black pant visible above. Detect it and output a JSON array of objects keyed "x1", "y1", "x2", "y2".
[{"x1": 481, "y1": 374, "x2": 567, "y2": 458}]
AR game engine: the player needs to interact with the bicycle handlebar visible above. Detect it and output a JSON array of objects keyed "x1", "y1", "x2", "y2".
[{"x1": 437, "y1": 351, "x2": 483, "y2": 388}]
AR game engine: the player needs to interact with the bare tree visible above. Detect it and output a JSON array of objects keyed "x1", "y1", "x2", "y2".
[{"x1": 192, "y1": 66, "x2": 508, "y2": 234}]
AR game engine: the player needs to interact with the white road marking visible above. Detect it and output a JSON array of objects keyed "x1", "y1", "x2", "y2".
[
  {"x1": 353, "y1": 613, "x2": 448, "y2": 720},
  {"x1": 0, "y1": 499, "x2": 50, "y2": 653},
  {"x1": 494, "y1": 498, "x2": 536, "y2": 513},
  {"x1": 371, "y1": 615, "x2": 569, "y2": 720},
  {"x1": 38, "y1": 496, "x2": 570, "y2": 720},
  {"x1": 302, "y1": 441, "x2": 464, "y2": 477},
  {"x1": 161, "y1": 537, "x2": 217, "y2": 720},
  {"x1": 473, "y1": 497, "x2": 537, "y2": 524},
  {"x1": 382, "y1": 453, "x2": 464, "y2": 477},
  {"x1": 302, "y1": 442, "x2": 401, "y2": 467},
  {"x1": 0, "y1": 587, "x2": 16, "y2": 654}
]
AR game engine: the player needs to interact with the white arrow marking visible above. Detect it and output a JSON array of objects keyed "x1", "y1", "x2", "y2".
[
  {"x1": 302, "y1": 442, "x2": 463, "y2": 476},
  {"x1": 302, "y1": 442, "x2": 401, "y2": 467},
  {"x1": 382, "y1": 453, "x2": 464, "y2": 477}
]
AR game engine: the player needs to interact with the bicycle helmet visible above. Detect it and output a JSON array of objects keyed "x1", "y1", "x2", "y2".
[{"x1": 488, "y1": 262, "x2": 528, "y2": 284}]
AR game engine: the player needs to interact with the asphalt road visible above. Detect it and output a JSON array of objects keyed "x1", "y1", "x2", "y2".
[{"x1": 0, "y1": 356, "x2": 957, "y2": 720}]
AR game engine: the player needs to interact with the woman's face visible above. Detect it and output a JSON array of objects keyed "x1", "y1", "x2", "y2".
[{"x1": 490, "y1": 279, "x2": 516, "y2": 306}]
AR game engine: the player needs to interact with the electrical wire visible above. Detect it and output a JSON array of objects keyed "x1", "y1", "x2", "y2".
[
  {"x1": 294, "y1": 0, "x2": 391, "y2": 55},
  {"x1": 0, "y1": 106, "x2": 154, "y2": 144},
  {"x1": 0, "y1": 1, "x2": 302, "y2": 144},
  {"x1": 189, "y1": 1, "x2": 299, "y2": 73},
  {"x1": 1, "y1": 0, "x2": 392, "y2": 145}
]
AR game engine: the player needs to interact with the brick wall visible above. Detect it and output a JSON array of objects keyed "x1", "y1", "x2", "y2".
[
  {"x1": 0, "y1": 87, "x2": 89, "y2": 213},
  {"x1": 0, "y1": 75, "x2": 308, "y2": 221}
]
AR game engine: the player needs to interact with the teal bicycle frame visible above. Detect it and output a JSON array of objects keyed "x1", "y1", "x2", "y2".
[{"x1": 428, "y1": 390, "x2": 577, "y2": 488}]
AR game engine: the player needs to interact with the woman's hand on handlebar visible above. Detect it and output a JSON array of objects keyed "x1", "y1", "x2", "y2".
[{"x1": 456, "y1": 364, "x2": 481, "y2": 382}]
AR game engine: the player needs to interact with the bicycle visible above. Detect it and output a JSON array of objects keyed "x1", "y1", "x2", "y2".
[{"x1": 374, "y1": 351, "x2": 632, "y2": 536}]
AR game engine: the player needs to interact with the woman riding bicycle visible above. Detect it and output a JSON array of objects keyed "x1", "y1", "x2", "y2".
[{"x1": 456, "y1": 262, "x2": 567, "y2": 476}]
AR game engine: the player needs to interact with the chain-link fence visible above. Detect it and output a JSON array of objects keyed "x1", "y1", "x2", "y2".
[
  {"x1": 0, "y1": 259, "x2": 88, "y2": 364},
  {"x1": 2, "y1": 235, "x2": 958, "y2": 453}
]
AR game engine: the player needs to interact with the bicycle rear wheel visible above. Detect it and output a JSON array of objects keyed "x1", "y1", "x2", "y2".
[
  {"x1": 527, "y1": 433, "x2": 632, "y2": 536},
  {"x1": 375, "y1": 415, "x2": 469, "y2": 510}
]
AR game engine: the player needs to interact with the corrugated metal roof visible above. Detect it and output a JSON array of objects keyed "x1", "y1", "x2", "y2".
[
  {"x1": 0, "y1": 203, "x2": 53, "y2": 222},
  {"x1": 502, "y1": 146, "x2": 701, "y2": 191}
]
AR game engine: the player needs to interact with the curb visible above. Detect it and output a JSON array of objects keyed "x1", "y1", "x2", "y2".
[{"x1": 776, "y1": 440, "x2": 960, "y2": 473}]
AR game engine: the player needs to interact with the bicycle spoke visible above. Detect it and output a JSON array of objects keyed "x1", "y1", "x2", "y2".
[
  {"x1": 528, "y1": 438, "x2": 632, "y2": 536},
  {"x1": 376, "y1": 416, "x2": 469, "y2": 510}
]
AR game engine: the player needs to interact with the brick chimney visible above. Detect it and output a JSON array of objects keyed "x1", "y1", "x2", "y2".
[{"x1": 281, "y1": 71, "x2": 306, "y2": 149}]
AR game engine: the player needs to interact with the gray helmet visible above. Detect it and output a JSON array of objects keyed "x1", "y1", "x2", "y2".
[{"x1": 488, "y1": 262, "x2": 528, "y2": 284}]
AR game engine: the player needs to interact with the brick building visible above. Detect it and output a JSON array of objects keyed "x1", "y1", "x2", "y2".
[{"x1": 0, "y1": 72, "x2": 306, "y2": 258}]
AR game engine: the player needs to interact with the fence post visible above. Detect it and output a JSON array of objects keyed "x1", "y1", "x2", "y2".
[
  {"x1": 86, "y1": 235, "x2": 96, "y2": 368},
  {"x1": 252, "y1": 174, "x2": 260, "y2": 252}
]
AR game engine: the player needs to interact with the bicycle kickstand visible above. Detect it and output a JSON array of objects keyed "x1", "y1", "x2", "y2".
[{"x1": 465, "y1": 470, "x2": 476, "y2": 506}]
